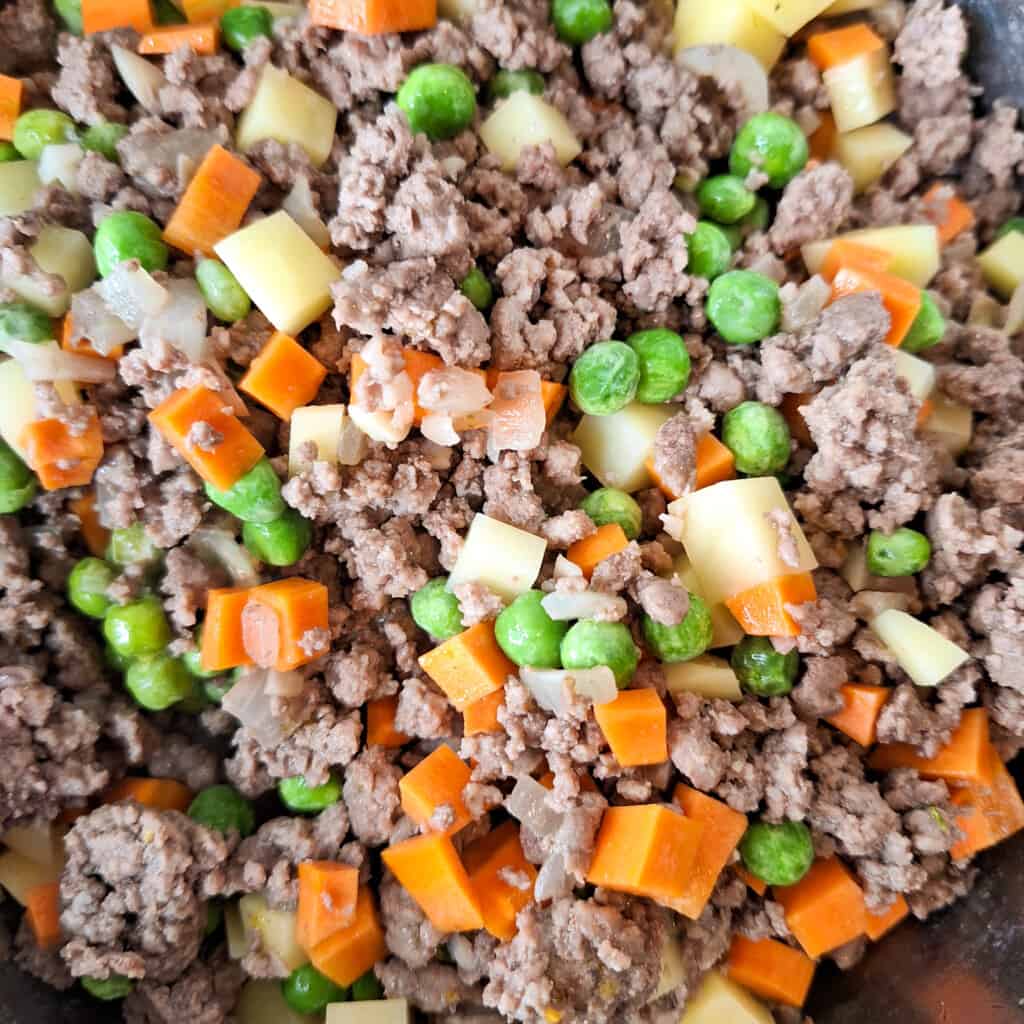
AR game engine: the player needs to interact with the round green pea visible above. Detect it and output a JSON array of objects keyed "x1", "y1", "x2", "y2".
[
  {"x1": 580, "y1": 487, "x2": 642, "y2": 540},
  {"x1": 221, "y1": 5, "x2": 274, "y2": 52},
  {"x1": 995, "y1": 216, "x2": 1024, "y2": 240},
  {"x1": 495, "y1": 590, "x2": 568, "y2": 668},
  {"x1": 0, "y1": 141, "x2": 21, "y2": 163},
  {"x1": 706, "y1": 270, "x2": 781, "y2": 345},
  {"x1": 866, "y1": 528, "x2": 932, "y2": 577},
  {"x1": 351, "y1": 971, "x2": 383, "y2": 1001},
  {"x1": 103, "y1": 595, "x2": 171, "y2": 660},
  {"x1": 722, "y1": 401, "x2": 791, "y2": 477},
  {"x1": 569, "y1": 339, "x2": 640, "y2": 416},
  {"x1": 411, "y1": 577, "x2": 464, "y2": 641},
  {"x1": 279, "y1": 773, "x2": 342, "y2": 814},
  {"x1": 901, "y1": 291, "x2": 945, "y2": 353},
  {"x1": 460, "y1": 267, "x2": 494, "y2": 311},
  {"x1": 0, "y1": 437, "x2": 37, "y2": 514},
  {"x1": 67, "y1": 557, "x2": 115, "y2": 620},
  {"x1": 54, "y1": 0, "x2": 83, "y2": 34},
  {"x1": 125, "y1": 653, "x2": 193, "y2": 711},
  {"x1": 627, "y1": 328, "x2": 691, "y2": 404},
  {"x1": 93, "y1": 211, "x2": 169, "y2": 278},
  {"x1": 105, "y1": 523, "x2": 163, "y2": 570},
  {"x1": 731, "y1": 636, "x2": 799, "y2": 697},
  {"x1": 82, "y1": 975, "x2": 134, "y2": 1001},
  {"x1": 105, "y1": 643, "x2": 131, "y2": 674},
  {"x1": 204, "y1": 457, "x2": 285, "y2": 524},
  {"x1": 551, "y1": 0, "x2": 614, "y2": 44},
  {"x1": 196, "y1": 259, "x2": 252, "y2": 322},
  {"x1": 183, "y1": 630, "x2": 220, "y2": 679},
  {"x1": 243, "y1": 509, "x2": 312, "y2": 567},
  {"x1": 13, "y1": 109, "x2": 77, "y2": 160},
  {"x1": 560, "y1": 619, "x2": 639, "y2": 688},
  {"x1": 487, "y1": 69, "x2": 546, "y2": 103},
  {"x1": 282, "y1": 964, "x2": 348, "y2": 1015},
  {"x1": 718, "y1": 223, "x2": 743, "y2": 250},
  {"x1": 686, "y1": 221, "x2": 733, "y2": 280},
  {"x1": 642, "y1": 594, "x2": 712, "y2": 663},
  {"x1": 696, "y1": 175, "x2": 757, "y2": 224},
  {"x1": 741, "y1": 196, "x2": 771, "y2": 234},
  {"x1": 81, "y1": 122, "x2": 128, "y2": 162},
  {"x1": 0, "y1": 301, "x2": 52, "y2": 351},
  {"x1": 739, "y1": 821, "x2": 814, "y2": 886},
  {"x1": 397, "y1": 63, "x2": 477, "y2": 142},
  {"x1": 729, "y1": 112, "x2": 809, "y2": 189},
  {"x1": 188, "y1": 784, "x2": 256, "y2": 837}
]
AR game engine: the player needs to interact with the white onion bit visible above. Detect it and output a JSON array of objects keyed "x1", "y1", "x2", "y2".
[
  {"x1": 222, "y1": 669, "x2": 302, "y2": 747},
  {"x1": 111, "y1": 44, "x2": 168, "y2": 114},
  {"x1": 505, "y1": 775, "x2": 562, "y2": 838},
  {"x1": 96, "y1": 261, "x2": 168, "y2": 330},
  {"x1": 540, "y1": 590, "x2": 627, "y2": 622},
  {"x1": 420, "y1": 412, "x2": 461, "y2": 447},
  {"x1": 140, "y1": 278, "x2": 209, "y2": 364},
  {"x1": 70, "y1": 287, "x2": 136, "y2": 355},
  {"x1": 418, "y1": 367, "x2": 493, "y2": 416},
  {"x1": 188, "y1": 527, "x2": 260, "y2": 587},
  {"x1": 553, "y1": 555, "x2": 584, "y2": 579},
  {"x1": 5, "y1": 339, "x2": 116, "y2": 383}
]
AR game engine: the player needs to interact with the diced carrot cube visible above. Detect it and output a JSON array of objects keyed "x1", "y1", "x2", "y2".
[
  {"x1": 24, "y1": 881, "x2": 61, "y2": 950},
  {"x1": 921, "y1": 183, "x2": 976, "y2": 246},
  {"x1": 20, "y1": 413, "x2": 104, "y2": 491},
  {"x1": 869, "y1": 708, "x2": 993, "y2": 785},
  {"x1": 593, "y1": 689, "x2": 668, "y2": 768},
  {"x1": 138, "y1": 22, "x2": 219, "y2": 55},
  {"x1": 62, "y1": 315, "x2": 122, "y2": 361},
  {"x1": 244, "y1": 577, "x2": 330, "y2": 672},
  {"x1": 725, "y1": 572, "x2": 817, "y2": 637},
  {"x1": 830, "y1": 267, "x2": 922, "y2": 347},
  {"x1": 70, "y1": 492, "x2": 110, "y2": 558},
  {"x1": 694, "y1": 433, "x2": 737, "y2": 490},
  {"x1": 296, "y1": 861, "x2": 359, "y2": 952},
  {"x1": 735, "y1": 864, "x2": 768, "y2": 896},
  {"x1": 808, "y1": 111, "x2": 836, "y2": 162},
  {"x1": 399, "y1": 745, "x2": 473, "y2": 836},
  {"x1": 309, "y1": 0, "x2": 437, "y2": 34},
  {"x1": 463, "y1": 687, "x2": 504, "y2": 736},
  {"x1": 566, "y1": 522, "x2": 629, "y2": 579},
  {"x1": 780, "y1": 392, "x2": 815, "y2": 447},
  {"x1": 103, "y1": 777, "x2": 193, "y2": 812},
  {"x1": 726, "y1": 935, "x2": 816, "y2": 1008},
  {"x1": 0, "y1": 75, "x2": 23, "y2": 142},
  {"x1": 200, "y1": 587, "x2": 255, "y2": 672},
  {"x1": 464, "y1": 821, "x2": 537, "y2": 942},
  {"x1": 864, "y1": 894, "x2": 909, "y2": 941},
  {"x1": 309, "y1": 887, "x2": 387, "y2": 988},
  {"x1": 949, "y1": 746, "x2": 1024, "y2": 860},
  {"x1": 820, "y1": 240, "x2": 892, "y2": 282},
  {"x1": 240, "y1": 332, "x2": 327, "y2": 420},
  {"x1": 82, "y1": 0, "x2": 154, "y2": 34},
  {"x1": 807, "y1": 23, "x2": 885, "y2": 71},
  {"x1": 418, "y1": 621, "x2": 515, "y2": 712},
  {"x1": 774, "y1": 857, "x2": 867, "y2": 958},
  {"x1": 366, "y1": 696, "x2": 410, "y2": 748},
  {"x1": 826, "y1": 684, "x2": 890, "y2": 747}
]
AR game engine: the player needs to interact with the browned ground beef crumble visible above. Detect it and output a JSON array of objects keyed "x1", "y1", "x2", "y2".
[{"x1": 0, "y1": 0, "x2": 1022, "y2": 1021}]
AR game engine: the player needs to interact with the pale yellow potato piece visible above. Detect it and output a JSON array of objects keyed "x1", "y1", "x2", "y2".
[
  {"x1": 243, "y1": 0, "x2": 304, "y2": 16},
  {"x1": 823, "y1": 46, "x2": 896, "y2": 133},
  {"x1": 922, "y1": 393, "x2": 972, "y2": 456},
  {"x1": 447, "y1": 513, "x2": 546, "y2": 601},
  {"x1": 479, "y1": 92, "x2": 582, "y2": 173},
  {"x1": 437, "y1": 0, "x2": 480, "y2": 22},
  {"x1": 238, "y1": 893, "x2": 308, "y2": 972},
  {"x1": 681, "y1": 971, "x2": 774, "y2": 1024},
  {"x1": 224, "y1": 901, "x2": 248, "y2": 960},
  {"x1": 664, "y1": 654, "x2": 744, "y2": 701},
  {"x1": 802, "y1": 224, "x2": 941, "y2": 287},
  {"x1": 672, "y1": 0, "x2": 786, "y2": 70},
  {"x1": 288, "y1": 403, "x2": 346, "y2": 474},
  {"x1": 824, "y1": 0, "x2": 885, "y2": 13},
  {"x1": 871, "y1": 609, "x2": 970, "y2": 687},
  {"x1": 744, "y1": 0, "x2": 833, "y2": 34},
  {"x1": 0, "y1": 849, "x2": 60, "y2": 905},
  {"x1": 326, "y1": 1001, "x2": 411, "y2": 1024},
  {"x1": 0, "y1": 160, "x2": 40, "y2": 218},
  {"x1": 649, "y1": 932, "x2": 687, "y2": 1002},
  {"x1": 835, "y1": 122, "x2": 912, "y2": 193},
  {"x1": 573, "y1": 402, "x2": 673, "y2": 493},
  {"x1": 977, "y1": 231, "x2": 1024, "y2": 299},
  {"x1": 0, "y1": 360, "x2": 79, "y2": 461},
  {"x1": 672, "y1": 552, "x2": 745, "y2": 648},
  {"x1": 2, "y1": 823, "x2": 63, "y2": 867},
  {"x1": 891, "y1": 348, "x2": 936, "y2": 403},
  {"x1": 3, "y1": 225, "x2": 96, "y2": 317},
  {"x1": 235, "y1": 980, "x2": 320, "y2": 1024}
]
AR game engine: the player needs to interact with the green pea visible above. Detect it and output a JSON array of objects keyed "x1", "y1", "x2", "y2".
[
  {"x1": 627, "y1": 328, "x2": 691, "y2": 404},
  {"x1": 0, "y1": 437, "x2": 37, "y2": 514},
  {"x1": 551, "y1": 0, "x2": 613, "y2": 44},
  {"x1": 560, "y1": 619, "x2": 639, "y2": 688},
  {"x1": 82, "y1": 975, "x2": 134, "y2": 1001},
  {"x1": 205, "y1": 901, "x2": 224, "y2": 937},
  {"x1": 0, "y1": 141, "x2": 21, "y2": 163},
  {"x1": 696, "y1": 175, "x2": 757, "y2": 224},
  {"x1": 13, "y1": 109, "x2": 77, "y2": 160},
  {"x1": 177, "y1": 676, "x2": 210, "y2": 714},
  {"x1": 686, "y1": 221, "x2": 733, "y2": 280},
  {"x1": 188, "y1": 784, "x2": 256, "y2": 837},
  {"x1": 243, "y1": 509, "x2": 312, "y2": 566},
  {"x1": 722, "y1": 401, "x2": 791, "y2": 477},
  {"x1": 739, "y1": 821, "x2": 814, "y2": 886},
  {"x1": 203, "y1": 676, "x2": 235, "y2": 704},
  {"x1": 901, "y1": 291, "x2": 945, "y2": 353},
  {"x1": 54, "y1": 0, "x2": 83, "y2": 34},
  {"x1": 460, "y1": 266, "x2": 494, "y2": 311},
  {"x1": 204, "y1": 457, "x2": 285, "y2": 524},
  {"x1": 279, "y1": 773, "x2": 342, "y2": 813},
  {"x1": 183, "y1": 630, "x2": 220, "y2": 679},
  {"x1": 486, "y1": 69, "x2": 546, "y2": 103},
  {"x1": 125, "y1": 652, "x2": 193, "y2": 710},
  {"x1": 67, "y1": 557, "x2": 115, "y2": 620},
  {"x1": 195, "y1": 258, "x2": 252, "y2": 323},
  {"x1": 103, "y1": 595, "x2": 171, "y2": 660},
  {"x1": 105, "y1": 643, "x2": 131, "y2": 674},
  {"x1": 731, "y1": 636, "x2": 798, "y2": 697},
  {"x1": 105, "y1": 523, "x2": 163, "y2": 570},
  {"x1": 866, "y1": 527, "x2": 932, "y2": 577},
  {"x1": 0, "y1": 300, "x2": 54, "y2": 353},
  {"x1": 397, "y1": 63, "x2": 477, "y2": 142},
  {"x1": 569, "y1": 340, "x2": 640, "y2": 416},
  {"x1": 729, "y1": 112, "x2": 809, "y2": 189},
  {"x1": 282, "y1": 964, "x2": 348, "y2": 1015},
  {"x1": 741, "y1": 196, "x2": 771, "y2": 234},
  {"x1": 718, "y1": 223, "x2": 743, "y2": 250},
  {"x1": 642, "y1": 594, "x2": 712, "y2": 663},
  {"x1": 93, "y1": 211, "x2": 169, "y2": 279},
  {"x1": 995, "y1": 216, "x2": 1024, "y2": 240},
  {"x1": 706, "y1": 270, "x2": 780, "y2": 345},
  {"x1": 495, "y1": 590, "x2": 569, "y2": 668},
  {"x1": 221, "y1": 5, "x2": 274, "y2": 52},
  {"x1": 351, "y1": 971, "x2": 383, "y2": 1001},
  {"x1": 81, "y1": 122, "x2": 128, "y2": 162},
  {"x1": 580, "y1": 487, "x2": 642, "y2": 540},
  {"x1": 411, "y1": 577, "x2": 464, "y2": 641}
]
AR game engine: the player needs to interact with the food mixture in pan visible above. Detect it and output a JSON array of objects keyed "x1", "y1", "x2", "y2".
[{"x1": 0, "y1": 0, "x2": 1022, "y2": 1020}]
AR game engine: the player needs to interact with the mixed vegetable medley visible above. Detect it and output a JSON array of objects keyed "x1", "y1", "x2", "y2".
[{"x1": 0, "y1": 0, "x2": 1022, "y2": 1022}]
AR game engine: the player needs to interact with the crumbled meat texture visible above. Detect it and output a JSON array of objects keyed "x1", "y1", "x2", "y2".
[
  {"x1": 326, "y1": 642, "x2": 398, "y2": 708},
  {"x1": 651, "y1": 413, "x2": 697, "y2": 498},
  {"x1": 342, "y1": 746, "x2": 403, "y2": 846},
  {"x1": 453, "y1": 581, "x2": 507, "y2": 626},
  {"x1": 122, "y1": 953, "x2": 244, "y2": 1024},
  {"x1": 792, "y1": 656, "x2": 848, "y2": 720},
  {"x1": 160, "y1": 546, "x2": 229, "y2": 632},
  {"x1": 769, "y1": 164, "x2": 855, "y2": 254},
  {"x1": 146, "y1": 733, "x2": 219, "y2": 793},
  {"x1": 633, "y1": 574, "x2": 689, "y2": 627},
  {"x1": 380, "y1": 871, "x2": 446, "y2": 969},
  {"x1": 395, "y1": 676, "x2": 455, "y2": 740},
  {"x1": 14, "y1": 917, "x2": 74, "y2": 991}
]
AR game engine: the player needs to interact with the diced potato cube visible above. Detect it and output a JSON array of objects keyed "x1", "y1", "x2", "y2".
[
  {"x1": 237, "y1": 64, "x2": 338, "y2": 168},
  {"x1": 236, "y1": 980, "x2": 320, "y2": 1024},
  {"x1": 326, "y1": 1001, "x2": 411, "y2": 1024},
  {"x1": 225, "y1": 901, "x2": 248, "y2": 960},
  {"x1": 448, "y1": 513, "x2": 546, "y2": 601},
  {"x1": 743, "y1": 0, "x2": 833, "y2": 35},
  {"x1": 823, "y1": 46, "x2": 895, "y2": 133},
  {"x1": 824, "y1": 0, "x2": 884, "y2": 12},
  {"x1": 215, "y1": 212, "x2": 341, "y2": 336},
  {"x1": 0, "y1": 360, "x2": 79, "y2": 461},
  {"x1": 437, "y1": 0, "x2": 479, "y2": 22},
  {"x1": 573, "y1": 402, "x2": 674, "y2": 493},
  {"x1": 479, "y1": 92, "x2": 582, "y2": 173},
  {"x1": 977, "y1": 231, "x2": 1024, "y2": 300},
  {"x1": 2, "y1": 823, "x2": 64, "y2": 867},
  {"x1": 921, "y1": 394, "x2": 972, "y2": 456},
  {"x1": 803, "y1": 225, "x2": 940, "y2": 287},
  {"x1": 3, "y1": 225, "x2": 97, "y2": 317},
  {"x1": 870, "y1": 609, "x2": 970, "y2": 687},
  {"x1": 0, "y1": 849, "x2": 60, "y2": 905},
  {"x1": 672, "y1": 553, "x2": 745, "y2": 648},
  {"x1": 347, "y1": 402, "x2": 412, "y2": 446},
  {"x1": 649, "y1": 932, "x2": 687, "y2": 1002},
  {"x1": 0, "y1": 160, "x2": 41, "y2": 218},
  {"x1": 681, "y1": 971, "x2": 774, "y2": 1024},
  {"x1": 672, "y1": 0, "x2": 786, "y2": 70},
  {"x1": 238, "y1": 893, "x2": 308, "y2": 972},
  {"x1": 891, "y1": 348, "x2": 935, "y2": 403},
  {"x1": 835, "y1": 122, "x2": 912, "y2": 193},
  {"x1": 663, "y1": 654, "x2": 743, "y2": 701},
  {"x1": 288, "y1": 403, "x2": 346, "y2": 474}
]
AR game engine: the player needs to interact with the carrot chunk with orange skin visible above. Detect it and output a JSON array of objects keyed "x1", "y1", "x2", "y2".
[
  {"x1": 864, "y1": 894, "x2": 909, "y2": 941},
  {"x1": 819, "y1": 240, "x2": 891, "y2": 282},
  {"x1": 366, "y1": 695, "x2": 409, "y2": 748},
  {"x1": 201, "y1": 587, "x2": 254, "y2": 672},
  {"x1": 726, "y1": 935, "x2": 816, "y2": 1008},
  {"x1": 806, "y1": 23, "x2": 885, "y2": 71},
  {"x1": 464, "y1": 821, "x2": 537, "y2": 942},
  {"x1": 826, "y1": 684, "x2": 890, "y2": 747},
  {"x1": 103, "y1": 777, "x2": 193, "y2": 812},
  {"x1": 921, "y1": 183, "x2": 976, "y2": 245},
  {"x1": 0, "y1": 75, "x2": 23, "y2": 141},
  {"x1": 462, "y1": 687, "x2": 504, "y2": 736},
  {"x1": 774, "y1": 857, "x2": 868, "y2": 958},
  {"x1": 779, "y1": 392, "x2": 815, "y2": 447},
  {"x1": 646, "y1": 433, "x2": 736, "y2": 499},
  {"x1": 735, "y1": 864, "x2": 768, "y2": 896},
  {"x1": 586, "y1": 804, "x2": 704, "y2": 903},
  {"x1": 244, "y1": 578, "x2": 329, "y2": 672},
  {"x1": 382, "y1": 832, "x2": 484, "y2": 932},
  {"x1": 830, "y1": 266, "x2": 922, "y2": 348},
  {"x1": 948, "y1": 746, "x2": 1024, "y2": 860},
  {"x1": 61, "y1": 315, "x2": 122, "y2": 361},
  {"x1": 725, "y1": 572, "x2": 817, "y2": 637},
  {"x1": 138, "y1": 22, "x2": 219, "y2": 55},
  {"x1": 808, "y1": 111, "x2": 836, "y2": 163},
  {"x1": 70, "y1": 493, "x2": 110, "y2": 559},
  {"x1": 20, "y1": 414, "x2": 104, "y2": 491},
  {"x1": 24, "y1": 882, "x2": 61, "y2": 951},
  {"x1": 418, "y1": 621, "x2": 515, "y2": 712},
  {"x1": 399, "y1": 745, "x2": 473, "y2": 836},
  {"x1": 309, "y1": 0, "x2": 437, "y2": 34},
  {"x1": 83, "y1": 0, "x2": 153, "y2": 34},
  {"x1": 566, "y1": 523, "x2": 629, "y2": 579},
  {"x1": 296, "y1": 861, "x2": 359, "y2": 953},
  {"x1": 485, "y1": 369, "x2": 566, "y2": 427},
  {"x1": 163, "y1": 145, "x2": 261, "y2": 256},
  {"x1": 868, "y1": 708, "x2": 993, "y2": 785},
  {"x1": 308, "y1": 887, "x2": 387, "y2": 988},
  {"x1": 149, "y1": 385, "x2": 264, "y2": 491},
  {"x1": 240, "y1": 332, "x2": 328, "y2": 420},
  {"x1": 593, "y1": 689, "x2": 668, "y2": 768}
]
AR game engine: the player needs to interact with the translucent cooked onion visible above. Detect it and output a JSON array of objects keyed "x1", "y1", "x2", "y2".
[
  {"x1": 188, "y1": 527, "x2": 260, "y2": 587},
  {"x1": 241, "y1": 600, "x2": 281, "y2": 669},
  {"x1": 505, "y1": 775, "x2": 563, "y2": 837},
  {"x1": 282, "y1": 176, "x2": 331, "y2": 249},
  {"x1": 222, "y1": 669, "x2": 301, "y2": 747},
  {"x1": 5, "y1": 340, "x2": 116, "y2": 383},
  {"x1": 70, "y1": 288, "x2": 136, "y2": 355},
  {"x1": 534, "y1": 850, "x2": 571, "y2": 901},
  {"x1": 96, "y1": 262, "x2": 168, "y2": 330},
  {"x1": 420, "y1": 412, "x2": 460, "y2": 447},
  {"x1": 337, "y1": 412, "x2": 369, "y2": 465},
  {"x1": 486, "y1": 369, "x2": 546, "y2": 460},
  {"x1": 540, "y1": 591, "x2": 627, "y2": 622},
  {"x1": 38, "y1": 143, "x2": 84, "y2": 194},
  {"x1": 140, "y1": 278, "x2": 209, "y2": 363},
  {"x1": 111, "y1": 44, "x2": 167, "y2": 114},
  {"x1": 418, "y1": 367, "x2": 493, "y2": 416},
  {"x1": 781, "y1": 275, "x2": 831, "y2": 332},
  {"x1": 569, "y1": 666, "x2": 618, "y2": 705},
  {"x1": 519, "y1": 666, "x2": 569, "y2": 714},
  {"x1": 265, "y1": 668, "x2": 306, "y2": 697},
  {"x1": 677, "y1": 45, "x2": 770, "y2": 116},
  {"x1": 553, "y1": 555, "x2": 584, "y2": 579}
]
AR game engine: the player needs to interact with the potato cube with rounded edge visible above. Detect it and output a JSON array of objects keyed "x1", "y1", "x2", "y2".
[
  {"x1": 823, "y1": 46, "x2": 896, "y2": 133},
  {"x1": 480, "y1": 92, "x2": 582, "y2": 173},
  {"x1": 921, "y1": 394, "x2": 972, "y2": 456},
  {"x1": 288, "y1": 404, "x2": 346, "y2": 475},
  {"x1": 672, "y1": 0, "x2": 786, "y2": 70},
  {"x1": 447, "y1": 513, "x2": 547, "y2": 601},
  {"x1": 238, "y1": 893, "x2": 308, "y2": 972},
  {"x1": 977, "y1": 230, "x2": 1024, "y2": 299},
  {"x1": 891, "y1": 348, "x2": 936, "y2": 404},
  {"x1": 0, "y1": 160, "x2": 40, "y2": 217},
  {"x1": 0, "y1": 360, "x2": 79, "y2": 461},
  {"x1": 743, "y1": 0, "x2": 834, "y2": 35},
  {"x1": 663, "y1": 654, "x2": 743, "y2": 701},
  {"x1": 681, "y1": 970, "x2": 774, "y2": 1024},
  {"x1": 802, "y1": 224, "x2": 940, "y2": 287},
  {"x1": 835, "y1": 122, "x2": 912, "y2": 194},
  {"x1": 325, "y1": 1001, "x2": 411, "y2": 1024},
  {"x1": 235, "y1": 979, "x2": 320, "y2": 1024},
  {"x1": 672, "y1": 552, "x2": 745, "y2": 649},
  {"x1": 870, "y1": 608, "x2": 970, "y2": 687},
  {"x1": 573, "y1": 402, "x2": 674, "y2": 493}
]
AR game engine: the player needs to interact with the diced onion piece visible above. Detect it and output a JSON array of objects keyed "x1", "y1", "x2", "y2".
[
  {"x1": 140, "y1": 278, "x2": 209, "y2": 364},
  {"x1": 519, "y1": 666, "x2": 569, "y2": 715},
  {"x1": 347, "y1": 400, "x2": 414, "y2": 446},
  {"x1": 188, "y1": 527, "x2": 260, "y2": 587},
  {"x1": 241, "y1": 600, "x2": 281, "y2": 669},
  {"x1": 111, "y1": 44, "x2": 167, "y2": 114},
  {"x1": 780, "y1": 275, "x2": 831, "y2": 332},
  {"x1": 282, "y1": 176, "x2": 331, "y2": 249},
  {"x1": 70, "y1": 287, "x2": 136, "y2": 355},
  {"x1": 96, "y1": 262, "x2": 168, "y2": 330},
  {"x1": 265, "y1": 669, "x2": 306, "y2": 697},
  {"x1": 418, "y1": 367, "x2": 492, "y2": 417},
  {"x1": 677, "y1": 45, "x2": 769, "y2": 116},
  {"x1": 5, "y1": 339, "x2": 116, "y2": 383},
  {"x1": 505, "y1": 775, "x2": 563, "y2": 837},
  {"x1": 420, "y1": 413, "x2": 460, "y2": 447},
  {"x1": 222, "y1": 669, "x2": 300, "y2": 747},
  {"x1": 553, "y1": 554, "x2": 584, "y2": 579},
  {"x1": 337, "y1": 411, "x2": 368, "y2": 465},
  {"x1": 487, "y1": 369, "x2": 546, "y2": 460},
  {"x1": 534, "y1": 850, "x2": 571, "y2": 901},
  {"x1": 540, "y1": 590, "x2": 627, "y2": 622},
  {"x1": 568, "y1": 665, "x2": 618, "y2": 705},
  {"x1": 38, "y1": 143, "x2": 84, "y2": 194}
]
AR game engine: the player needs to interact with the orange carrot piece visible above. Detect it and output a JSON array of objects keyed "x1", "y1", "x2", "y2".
[
  {"x1": 103, "y1": 777, "x2": 193, "y2": 812},
  {"x1": 725, "y1": 572, "x2": 817, "y2": 638},
  {"x1": 382, "y1": 832, "x2": 484, "y2": 932},
  {"x1": 240, "y1": 332, "x2": 327, "y2": 420},
  {"x1": 735, "y1": 864, "x2": 768, "y2": 896},
  {"x1": 399, "y1": 745, "x2": 473, "y2": 835},
  {"x1": 463, "y1": 686, "x2": 504, "y2": 736},
  {"x1": 70, "y1": 492, "x2": 110, "y2": 558},
  {"x1": 309, "y1": 0, "x2": 437, "y2": 34},
  {"x1": 586, "y1": 804, "x2": 704, "y2": 902},
  {"x1": 774, "y1": 857, "x2": 868, "y2": 958},
  {"x1": 24, "y1": 882, "x2": 61, "y2": 950},
  {"x1": 61, "y1": 315, "x2": 122, "y2": 361},
  {"x1": 820, "y1": 240, "x2": 891, "y2": 282},
  {"x1": 826, "y1": 684, "x2": 890, "y2": 747},
  {"x1": 831, "y1": 267, "x2": 922, "y2": 348},
  {"x1": 806, "y1": 23, "x2": 885, "y2": 71},
  {"x1": 485, "y1": 369, "x2": 566, "y2": 427},
  {"x1": 138, "y1": 22, "x2": 219, "y2": 55},
  {"x1": 464, "y1": 821, "x2": 537, "y2": 942},
  {"x1": 864, "y1": 894, "x2": 909, "y2": 941},
  {"x1": 244, "y1": 578, "x2": 329, "y2": 672},
  {"x1": 868, "y1": 708, "x2": 993, "y2": 785},
  {"x1": 163, "y1": 145, "x2": 261, "y2": 256},
  {"x1": 566, "y1": 522, "x2": 629, "y2": 579},
  {"x1": 82, "y1": 0, "x2": 154, "y2": 33},
  {"x1": 182, "y1": 0, "x2": 238, "y2": 20},
  {"x1": 694, "y1": 433, "x2": 737, "y2": 490},
  {"x1": 20, "y1": 413, "x2": 104, "y2": 491},
  {"x1": 780, "y1": 392, "x2": 815, "y2": 447},
  {"x1": 366, "y1": 695, "x2": 410, "y2": 748},
  {"x1": 727, "y1": 935, "x2": 816, "y2": 1008},
  {"x1": 916, "y1": 398, "x2": 935, "y2": 428},
  {"x1": 593, "y1": 689, "x2": 668, "y2": 768},
  {"x1": 296, "y1": 861, "x2": 359, "y2": 952},
  {"x1": 949, "y1": 746, "x2": 1024, "y2": 860},
  {"x1": 149, "y1": 385, "x2": 264, "y2": 491},
  {"x1": 0, "y1": 74, "x2": 23, "y2": 142},
  {"x1": 922, "y1": 183, "x2": 976, "y2": 246},
  {"x1": 418, "y1": 621, "x2": 515, "y2": 712},
  {"x1": 808, "y1": 111, "x2": 836, "y2": 163},
  {"x1": 200, "y1": 587, "x2": 255, "y2": 672},
  {"x1": 308, "y1": 886, "x2": 387, "y2": 988}
]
